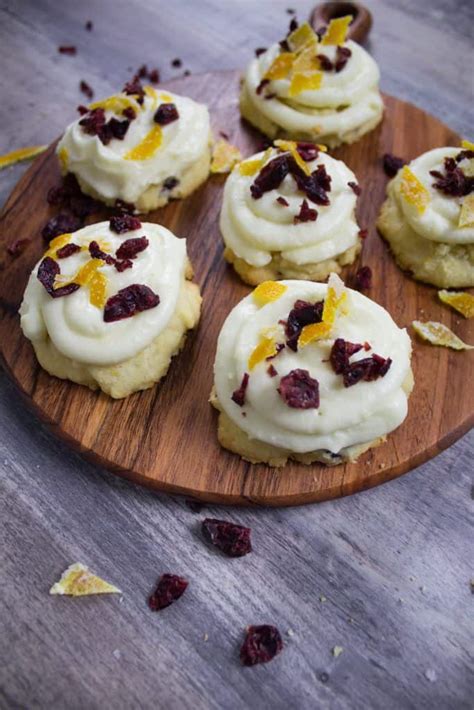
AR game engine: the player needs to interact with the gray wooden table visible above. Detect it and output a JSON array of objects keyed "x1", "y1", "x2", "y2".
[{"x1": 1, "y1": 1, "x2": 473, "y2": 708}]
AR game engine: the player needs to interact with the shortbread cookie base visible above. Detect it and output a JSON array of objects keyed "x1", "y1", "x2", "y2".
[
  {"x1": 239, "y1": 84, "x2": 383, "y2": 149},
  {"x1": 224, "y1": 241, "x2": 361, "y2": 286},
  {"x1": 377, "y1": 195, "x2": 474, "y2": 288},
  {"x1": 65, "y1": 143, "x2": 212, "y2": 214},
  {"x1": 32, "y1": 268, "x2": 201, "y2": 399},
  {"x1": 210, "y1": 369, "x2": 414, "y2": 467}
]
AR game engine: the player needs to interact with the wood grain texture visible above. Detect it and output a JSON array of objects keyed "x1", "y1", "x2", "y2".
[
  {"x1": 0, "y1": 1, "x2": 473, "y2": 708},
  {"x1": 0, "y1": 77, "x2": 472, "y2": 505}
]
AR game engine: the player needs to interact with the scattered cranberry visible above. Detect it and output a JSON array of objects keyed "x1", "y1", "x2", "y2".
[
  {"x1": 85, "y1": 20, "x2": 93, "y2": 31},
  {"x1": 456, "y1": 149, "x2": 474, "y2": 163},
  {"x1": 41, "y1": 213, "x2": 82, "y2": 242},
  {"x1": 348, "y1": 181, "x2": 361, "y2": 196},
  {"x1": 219, "y1": 131, "x2": 229, "y2": 140},
  {"x1": 114, "y1": 259, "x2": 133, "y2": 272},
  {"x1": 329, "y1": 339, "x2": 391, "y2": 387},
  {"x1": 171, "y1": 58, "x2": 182, "y2": 68},
  {"x1": 267, "y1": 364, "x2": 278, "y2": 377},
  {"x1": 286, "y1": 8, "x2": 296, "y2": 14},
  {"x1": 330, "y1": 338, "x2": 364, "y2": 374},
  {"x1": 56, "y1": 243, "x2": 81, "y2": 259},
  {"x1": 88, "y1": 240, "x2": 115, "y2": 265},
  {"x1": 283, "y1": 299, "x2": 323, "y2": 351},
  {"x1": 202, "y1": 519, "x2": 252, "y2": 558},
  {"x1": 231, "y1": 373, "x2": 249, "y2": 407},
  {"x1": 7, "y1": 239, "x2": 30, "y2": 257},
  {"x1": 296, "y1": 142, "x2": 319, "y2": 162},
  {"x1": 58, "y1": 45, "x2": 77, "y2": 55},
  {"x1": 240, "y1": 625, "x2": 283, "y2": 666},
  {"x1": 294, "y1": 199, "x2": 318, "y2": 224},
  {"x1": 79, "y1": 107, "x2": 106, "y2": 136},
  {"x1": 288, "y1": 17, "x2": 298, "y2": 32},
  {"x1": 251, "y1": 155, "x2": 290, "y2": 198},
  {"x1": 255, "y1": 47, "x2": 267, "y2": 57},
  {"x1": 115, "y1": 198, "x2": 136, "y2": 214},
  {"x1": 276, "y1": 196, "x2": 289, "y2": 206},
  {"x1": 154, "y1": 103, "x2": 179, "y2": 126},
  {"x1": 122, "y1": 106, "x2": 136, "y2": 121},
  {"x1": 37, "y1": 256, "x2": 80, "y2": 298},
  {"x1": 335, "y1": 46, "x2": 352, "y2": 72},
  {"x1": 116, "y1": 236, "x2": 149, "y2": 260},
  {"x1": 148, "y1": 574, "x2": 188, "y2": 611},
  {"x1": 354, "y1": 266, "x2": 372, "y2": 290},
  {"x1": 109, "y1": 214, "x2": 142, "y2": 234},
  {"x1": 358, "y1": 228, "x2": 368, "y2": 240},
  {"x1": 103, "y1": 284, "x2": 160, "y2": 322},
  {"x1": 278, "y1": 369, "x2": 320, "y2": 409},
  {"x1": 148, "y1": 68, "x2": 160, "y2": 83},
  {"x1": 317, "y1": 54, "x2": 333, "y2": 71},
  {"x1": 430, "y1": 156, "x2": 474, "y2": 197},
  {"x1": 383, "y1": 153, "x2": 406, "y2": 177},
  {"x1": 77, "y1": 104, "x2": 89, "y2": 115},
  {"x1": 122, "y1": 75, "x2": 145, "y2": 104},
  {"x1": 256, "y1": 79, "x2": 270, "y2": 96},
  {"x1": 79, "y1": 80, "x2": 94, "y2": 99},
  {"x1": 163, "y1": 176, "x2": 179, "y2": 190}
]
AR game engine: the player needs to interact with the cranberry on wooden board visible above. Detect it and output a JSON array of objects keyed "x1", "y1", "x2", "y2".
[
  {"x1": 148, "y1": 574, "x2": 188, "y2": 611},
  {"x1": 201, "y1": 518, "x2": 252, "y2": 557},
  {"x1": 240, "y1": 625, "x2": 283, "y2": 666}
]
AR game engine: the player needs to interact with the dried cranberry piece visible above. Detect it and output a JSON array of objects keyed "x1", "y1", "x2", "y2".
[
  {"x1": 330, "y1": 338, "x2": 364, "y2": 374},
  {"x1": 240, "y1": 625, "x2": 283, "y2": 666},
  {"x1": 79, "y1": 107, "x2": 106, "y2": 137},
  {"x1": 358, "y1": 228, "x2": 368, "y2": 240},
  {"x1": 56, "y1": 243, "x2": 81, "y2": 259},
  {"x1": 114, "y1": 259, "x2": 133, "y2": 272},
  {"x1": 219, "y1": 131, "x2": 229, "y2": 140},
  {"x1": 107, "y1": 117, "x2": 130, "y2": 141},
  {"x1": 348, "y1": 181, "x2": 361, "y2": 195},
  {"x1": 148, "y1": 68, "x2": 160, "y2": 83},
  {"x1": 294, "y1": 199, "x2": 318, "y2": 224},
  {"x1": 255, "y1": 47, "x2": 267, "y2": 57},
  {"x1": 456, "y1": 149, "x2": 474, "y2": 163},
  {"x1": 317, "y1": 54, "x2": 333, "y2": 71},
  {"x1": 256, "y1": 79, "x2": 270, "y2": 96},
  {"x1": 37, "y1": 256, "x2": 80, "y2": 298},
  {"x1": 231, "y1": 373, "x2": 249, "y2": 407},
  {"x1": 296, "y1": 142, "x2": 319, "y2": 162},
  {"x1": 115, "y1": 198, "x2": 136, "y2": 214},
  {"x1": 163, "y1": 176, "x2": 179, "y2": 190},
  {"x1": 122, "y1": 75, "x2": 145, "y2": 104},
  {"x1": 287, "y1": 7, "x2": 296, "y2": 15},
  {"x1": 250, "y1": 155, "x2": 290, "y2": 198},
  {"x1": 41, "y1": 213, "x2": 82, "y2": 242},
  {"x1": 58, "y1": 45, "x2": 76, "y2": 55},
  {"x1": 342, "y1": 357, "x2": 375, "y2": 387},
  {"x1": 88, "y1": 240, "x2": 115, "y2": 265},
  {"x1": 122, "y1": 106, "x2": 136, "y2": 121},
  {"x1": 335, "y1": 46, "x2": 352, "y2": 72},
  {"x1": 293, "y1": 164, "x2": 331, "y2": 206},
  {"x1": 278, "y1": 369, "x2": 320, "y2": 408},
  {"x1": 137, "y1": 64, "x2": 148, "y2": 78},
  {"x1": 7, "y1": 238, "x2": 30, "y2": 257},
  {"x1": 383, "y1": 153, "x2": 406, "y2": 177},
  {"x1": 77, "y1": 104, "x2": 89, "y2": 116},
  {"x1": 115, "y1": 236, "x2": 149, "y2": 260},
  {"x1": 103, "y1": 284, "x2": 159, "y2": 322},
  {"x1": 85, "y1": 20, "x2": 93, "y2": 31},
  {"x1": 288, "y1": 17, "x2": 298, "y2": 31},
  {"x1": 171, "y1": 58, "x2": 182, "y2": 68},
  {"x1": 267, "y1": 364, "x2": 278, "y2": 377},
  {"x1": 284, "y1": 299, "x2": 323, "y2": 351},
  {"x1": 368, "y1": 353, "x2": 392, "y2": 379},
  {"x1": 109, "y1": 214, "x2": 142, "y2": 234},
  {"x1": 276, "y1": 196, "x2": 289, "y2": 206},
  {"x1": 154, "y1": 103, "x2": 179, "y2": 126},
  {"x1": 148, "y1": 574, "x2": 188, "y2": 611},
  {"x1": 79, "y1": 80, "x2": 94, "y2": 99},
  {"x1": 279, "y1": 39, "x2": 290, "y2": 51},
  {"x1": 354, "y1": 266, "x2": 372, "y2": 290},
  {"x1": 202, "y1": 518, "x2": 252, "y2": 557},
  {"x1": 430, "y1": 157, "x2": 474, "y2": 197}
]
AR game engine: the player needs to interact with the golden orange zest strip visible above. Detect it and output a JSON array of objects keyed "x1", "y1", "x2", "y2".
[
  {"x1": 239, "y1": 148, "x2": 272, "y2": 176},
  {"x1": 211, "y1": 139, "x2": 242, "y2": 174},
  {"x1": 89, "y1": 271, "x2": 108, "y2": 308},
  {"x1": 0, "y1": 145, "x2": 47, "y2": 171},
  {"x1": 461, "y1": 139, "x2": 474, "y2": 151},
  {"x1": 438, "y1": 290, "x2": 474, "y2": 318},
  {"x1": 73, "y1": 258, "x2": 104, "y2": 286},
  {"x1": 45, "y1": 233, "x2": 71, "y2": 258},
  {"x1": 321, "y1": 15, "x2": 353, "y2": 45},
  {"x1": 289, "y1": 70, "x2": 323, "y2": 97},
  {"x1": 458, "y1": 194, "x2": 474, "y2": 228},
  {"x1": 399, "y1": 166, "x2": 430, "y2": 214},
  {"x1": 124, "y1": 125, "x2": 162, "y2": 160},
  {"x1": 298, "y1": 321, "x2": 332, "y2": 346},
  {"x1": 412, "y1": 320, "x2": 473, "y2": 350},
  {"x1": 299, "y1": 274, "x2": 348, "y2": 347},
  {"x1": 252, "y1": 281, "x2": 287, "y2": 306},
  {"x1": 293, "y1": 44, "x2": 321, "y2": 73},
  {"x1": 50, "y1": 563, "x2": 121, "y2": 596},
  {"x1": 160, "y1": 92, "x2": 173, "y2": 102},
  {"x1": 274, "y1": 139, "x2": 312, "y2": 176},
  {"x1": 58, "y1": 147, "x2": 69, "y2": 172},
  {"x1": 89, "y1": 95, "x2": 138, "y2": 113},
  {"x1": 264, "y1": 52, "x2": 295, "y2": 80},
  {"x1": 287, "y1": 22, "x2": 318, "y2": 52},
  {"x1": 248, "y1": 336, "x2": 279, "y2": 370}
]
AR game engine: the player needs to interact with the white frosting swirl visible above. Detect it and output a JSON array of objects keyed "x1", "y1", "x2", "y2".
[
  {"x1": 20, "y1": 222, "x2": 187, "y2": 366},
  {"x1": 214, "y1": 281, "x2": 412, "y2": 454},
  {"x1": 220, "y1": 147, "x2": 360, "y2": 266},
  {"x1": 243, "y1": 41, "x2": 383, "y2": 140},
  {"x1": 390, "y1": 147, "x2": 474, "y2": 245},
  {"x1": 57, "y1": 89, "x2": 210, "y2": 204}
]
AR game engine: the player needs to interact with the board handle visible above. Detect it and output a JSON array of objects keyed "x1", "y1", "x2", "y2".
[{"x1": 309, "y1": 2, "x2": 372, "y2": 43}]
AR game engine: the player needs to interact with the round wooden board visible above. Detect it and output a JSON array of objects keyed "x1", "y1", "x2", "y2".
[{"x1": 0, "y1": 70, "x2": 472, "y2": 506}]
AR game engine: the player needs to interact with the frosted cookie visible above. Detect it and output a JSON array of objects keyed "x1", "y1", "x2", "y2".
[
  {"x1": 377, "y1": 144, "x2": 474, "y2": 287},
  {"x1": 211, "y1": 275, "x2": 413, "y2": 467},
  {"x1": 57, "y1": 77, "x2": 211, "y2": 213},
  {"x1": 20, "y1": 217, "x2": 201, "y2": 398},
  {"x1": 240, "y1": 18, "x2": 383, "y2": 148},
  {"x1": 220, "y1": 141, "x2": 362, "y2": 285}
]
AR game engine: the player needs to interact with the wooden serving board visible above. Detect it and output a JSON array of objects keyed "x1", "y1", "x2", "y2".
[{"x1": 0, "y1": 70, "x2": 472, "y2": 506}]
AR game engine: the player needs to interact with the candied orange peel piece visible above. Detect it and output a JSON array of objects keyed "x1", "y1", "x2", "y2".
[
  {"x1": 458, "y1": 194, "x2": 474, "y2": 228},
  {"x1": 412, "y1": 320, "x2": 473, "y2": 350},
  {"x1": 289, "y1": 71, "x2": 323, "y2": 97},
  {"x1": 264, "y1": 52, "x2": 295, "y2": 80},
  {"x1": 50, "y1": 563, "x2": 121, "y2": 596},
  {"x1": 89, "y1": 271, "x2": 108, "y2": 308},
  {"x1": 287, "y1": 22, "x2": 318, "y2": 52},
  {"x1": 252, "y1": 281, "x2": 287, "y2": 306},
  {"x1": 210, "y1": 139, "x2": 242, "y2": 174},
  {"x1": 299, "y1": 273, "x2": 347, "y2": 347},
  {"x1": 239, "y1": 148, "x2": 272, "y2": 177},
  {"x1": 293, "y1": 44, "x2": 320, "y2": 74},
  {"x1": 90, "y1": 94, "x2": 138, "y2": 114},
  {"x1": 274, "y1": 139, "x2": 311, "y2": 176},
  {"x1": 438, "y1": 290, "x2": 474, "y2": 318},
  {"x1": 461, "y1": 139, "x2": 474, "y2": 151},
  {"x1": 0, "y1": 145, "x2": 47, "y2": 171},
  {"x1": 44, "y1": 233, "x2": 71, "y2": 258},
  {"x1": 399, "y1": 166, "x2": 430, "y2": 213},
  {"x1": 124, "y1": 125, "x2": 162, "y2": 160},
  {"x1": 58, "y1": 147, "x2": 69, "y2": 172},
  {"x1": 248, "y1": 336, "x2": 279, "y2": 370},
  {"x1": 322, "y1": 15, "x2": 353, "y2": 45}
]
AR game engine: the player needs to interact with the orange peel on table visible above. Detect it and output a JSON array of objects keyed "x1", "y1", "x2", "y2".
[
  {"x1": 412, "y1": 320, "x2": 473, "y2": 350},
  {"x1": 50, "y1": 563, "x2": 121, "y2": 597},
  {"x1": 299, "y1": 273, "x2": 347, "y2": 347},
  {"x1": 321, "y1": 15, "x2": 353, "y2": 46},
  {"x1": 458, "y1": 194, "x2": 474, "y2": 228},
  {"x1": 211, "y1": 139, "x2": 242, "y2": 174},
  {"x1": 0, "y1": 145, "x2": 47, "y2": 171},
  {"x1": 252, "y1": 281, "x2": 287, "y2": 306},
  {"x1": 248, "y1": 335, "x2": 279, "y2": 370},
  {"x1": 438, "y1": 290, "x2": 474, "y2": 318},
  {"x1": 399, "y1": 166, "x2": 430, "y2": 214}
]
